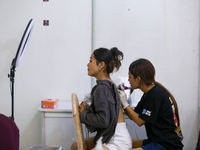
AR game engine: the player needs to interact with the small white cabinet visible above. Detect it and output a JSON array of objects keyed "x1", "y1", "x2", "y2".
[{"x1": 38, "y1": 101, "x2": 76, "y2": 150}]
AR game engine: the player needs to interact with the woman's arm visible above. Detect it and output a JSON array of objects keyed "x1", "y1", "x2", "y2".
[
  {"x1": 80, "y1": 86, "x2": 111, "y2": 128},
  {"x1": 119, "y1": 90, "x2": 145, "y2": 126},
  {"x1": 80, "y1": 102, "x2": 110, "y2": 128},
  {"x1": 124, "y1": 106, "x2": 145, "y2": 126}
]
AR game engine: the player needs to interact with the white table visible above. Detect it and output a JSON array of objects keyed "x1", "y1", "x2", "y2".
[
  {"x1": 38, "y1": 101, "x2": 75, "y2": 150},
  {"x1": 38, "y1": 101, "x2": 147, "y2": 150}
]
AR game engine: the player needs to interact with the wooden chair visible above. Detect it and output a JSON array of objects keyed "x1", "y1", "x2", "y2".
[{"x1": 71, "y1": 93, "x2": 85, "y2": 150}]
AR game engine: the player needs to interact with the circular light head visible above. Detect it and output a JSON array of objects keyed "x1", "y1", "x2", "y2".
[{"x1": 14, "y1": 19, "x2": 35, "y2": 68}]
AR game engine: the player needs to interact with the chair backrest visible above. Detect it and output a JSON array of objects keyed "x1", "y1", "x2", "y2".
[
  {"x1": 71, "y1": 93, "x2": 85, "y2": 150},
  {"x1": 0, "y1": 113, "x2": 19, "y2": 150}
]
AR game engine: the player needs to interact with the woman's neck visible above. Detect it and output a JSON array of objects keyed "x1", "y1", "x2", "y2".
[
  {"x1": 140, "y1": 84, "x2": 155, "y2": 93},
  {"x1": 97, "y1": 77, "x2": 112, "y2": 82},
  {"x1": 95, "y1": 73, "x2": 111, "y2": 82}
]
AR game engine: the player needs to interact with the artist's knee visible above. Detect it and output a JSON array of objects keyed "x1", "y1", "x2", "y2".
[
  {"x1": 132, "y1": 139, "x2": 143, "y2": 148},
  {"x1": 70, "y1": 141, "x2": 78, "y2": 150}
]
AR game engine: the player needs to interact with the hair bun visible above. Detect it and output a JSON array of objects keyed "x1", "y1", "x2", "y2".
[
  {"x1": 110, "y1": 47, "x2": 123, "y2": 61},
  {"x1": 117, "y1": 55, "x2": 123, "y2": 61}
]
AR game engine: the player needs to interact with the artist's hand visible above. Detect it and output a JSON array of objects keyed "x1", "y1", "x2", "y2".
[
  {"x1": 118, "y1": 82, "x2": 125, "y2": 91},
  {"x1": 119, "y1": 90, "x2": 129, "y2": 109},
  {"x1": 79, "y1": 101, "x2": 85, "y2": 113}
]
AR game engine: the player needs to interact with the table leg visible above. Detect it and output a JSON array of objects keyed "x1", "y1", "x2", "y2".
[{"x1": 41, "y1": 112, "x2": 45, "y2": 144}]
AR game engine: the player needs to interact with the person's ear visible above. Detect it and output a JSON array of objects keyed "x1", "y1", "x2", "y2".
[
  {"x1": 136, "y1": 76, "x2": 141, "y2": 83},
  {"x1": 99, "y1": 61, "x2": 106, "y2": 70}
]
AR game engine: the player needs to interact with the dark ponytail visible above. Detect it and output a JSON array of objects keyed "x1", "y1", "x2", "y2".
[
  {"x1": 93, "y1": 47, "x2": 123, "y2": 74},
  {"x1": 154, "y1": 82, "x2": 180, "y2": 126}
]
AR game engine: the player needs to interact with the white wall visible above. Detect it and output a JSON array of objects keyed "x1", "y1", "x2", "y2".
[{"x1": 0, "y1": 0, "x2": 199, "y2": 150}]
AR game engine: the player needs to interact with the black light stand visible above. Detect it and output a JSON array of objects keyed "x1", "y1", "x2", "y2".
[{"x1": 8, "y1": 19, "x2": 35, "y2": 121}]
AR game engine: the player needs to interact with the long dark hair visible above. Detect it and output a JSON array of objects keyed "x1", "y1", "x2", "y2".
[
  {"x1": 129, "y1": 58, "x2": 180, "y2": 126},
  {"x1": 93, "y1": 47, "x2": 123, "y2": 74}
]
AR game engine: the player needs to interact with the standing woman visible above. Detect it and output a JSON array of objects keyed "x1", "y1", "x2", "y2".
[
  {"x1": 120, "y1": 58, "x2": 183, "y2": 150},
  {"x1": 70, "y1": 47, "x2": 132, "y2": 150}
]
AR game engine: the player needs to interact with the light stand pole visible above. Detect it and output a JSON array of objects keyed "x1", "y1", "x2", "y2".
[{"x1": 8, "y1": 59, "x2": 16, "y2": 121}]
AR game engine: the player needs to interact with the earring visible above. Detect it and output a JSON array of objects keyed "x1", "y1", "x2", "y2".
[{"x1": 99, "y1": 68, "x2": 102, "y2": 71}]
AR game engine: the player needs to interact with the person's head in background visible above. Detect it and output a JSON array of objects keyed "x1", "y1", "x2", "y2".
[
  {"x1": 128, "y1": 58, "x2": 155, "y2": 90},
  {"x1": 87, "y1": 47, "x2": 123, "y2": 80},
  {"x1": 128, "y1": 58, "x2": 180, "y2": 125}
]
